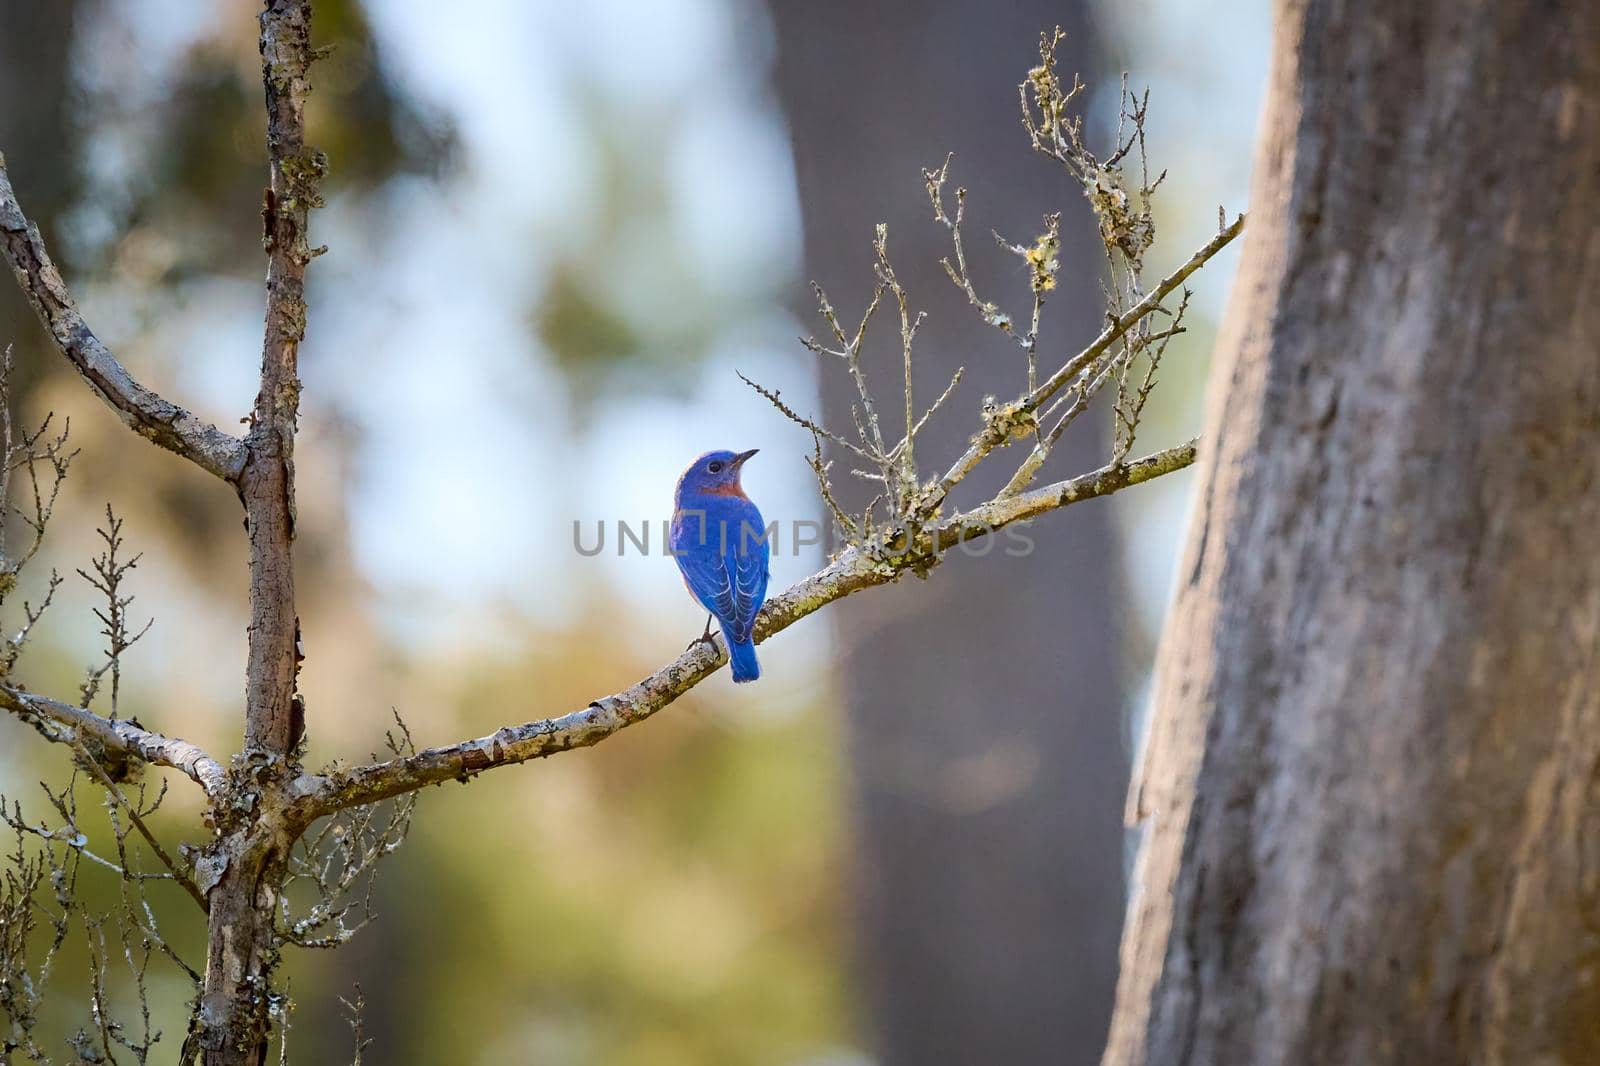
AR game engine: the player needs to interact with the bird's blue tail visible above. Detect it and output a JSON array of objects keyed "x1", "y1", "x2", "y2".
[{"x1": 727, "y1": 635, "x2": 760, "y2": 683}]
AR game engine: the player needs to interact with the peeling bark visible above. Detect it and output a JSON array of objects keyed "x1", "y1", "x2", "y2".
[
  {"x1": 191, "y1": 813, "x2": 294, "y2": 1066},
  {"x1": 1105, "y1": 1, "x2": 1600, "y2": 1063}
]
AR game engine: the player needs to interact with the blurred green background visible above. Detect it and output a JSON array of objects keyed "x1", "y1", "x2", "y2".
[{"x1": 0, "y1": 0, "x2": 1264, "y2": 1062}]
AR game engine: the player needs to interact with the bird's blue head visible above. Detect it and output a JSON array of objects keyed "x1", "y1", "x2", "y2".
[{"x1": 677, "y1": 448, "x2": 758, "y2": 502}]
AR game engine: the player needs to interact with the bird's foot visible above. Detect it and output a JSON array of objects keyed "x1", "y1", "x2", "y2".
[{"x1": 685, "y1": 631, "x2": 719, "y2": 654}]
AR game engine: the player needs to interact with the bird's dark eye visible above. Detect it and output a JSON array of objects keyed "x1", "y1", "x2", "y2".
[{"x1": 708, "y1": 461, "x2": 724, "y2": 473}]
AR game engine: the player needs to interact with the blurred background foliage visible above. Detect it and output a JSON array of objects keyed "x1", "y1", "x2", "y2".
[{"x1": 0, "y1": 0, "x2": 1265, "y2": 1061}]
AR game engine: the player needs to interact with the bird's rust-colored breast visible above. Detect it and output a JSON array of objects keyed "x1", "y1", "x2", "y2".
[{"x1": 700, "y1": 480, "x2": 750, "y2": 499}]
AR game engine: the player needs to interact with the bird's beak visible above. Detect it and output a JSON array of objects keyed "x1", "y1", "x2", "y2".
[{"x1": 733, "y1": 448, "x2": 759, "y2": 467}]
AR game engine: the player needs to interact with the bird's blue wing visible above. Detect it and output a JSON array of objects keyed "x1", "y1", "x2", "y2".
[
  {"x1": 727, "y1": 524, "x2": 770, "y2": 644},
  {"x1": 677, "y1": 544, "x2": 737, "y2": 623}
]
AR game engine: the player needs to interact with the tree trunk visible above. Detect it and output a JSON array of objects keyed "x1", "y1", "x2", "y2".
[
  {"x1": 772, "y1": 5, "x2": 1126, "y2": 1064},
  {"x1": 1106, "y1": 2, "x2": 1600, "y2": 1064},
  {"x1": 195, "y1": 4, "x2": 314, "y2": 1063}
]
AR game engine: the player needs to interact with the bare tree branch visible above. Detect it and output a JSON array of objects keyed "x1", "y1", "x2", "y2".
[
  {"x1": 0, "y1": 684, "x2": 227, "y2": 797},
  {"x1": 77, "y1": 505, "x2": 154, "y2": 718},
  {"x1": 74, "y1": 737, "x2": 210, "y2": 913},
  {"x1": 278, "y1": 714, "x2": 414, "y2": 948},
  {"x1": 0, "y1": 157, "x2": 248, "y2": 483},
  {"x1": 341, "y1": 985, "x2": 372, "y2": 1066},
  {"x1": 1029, "y1": 212, "x2": 1242, "y2": 412},
  {"x1": 241, "y1": 0, "x2": 321, "y2": 758},
  {"x1": 925, "y1": 211, "x2": 1242, "y2": 510},
  {"x1": 2, "y1": 775, "x2": 197, "y2": 1063},
  {"x1": 296, "y1": 440, "x2": 1196, "y2": 817}
]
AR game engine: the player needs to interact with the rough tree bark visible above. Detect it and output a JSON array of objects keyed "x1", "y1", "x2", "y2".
[
  {"x1": 194, "y1": 3, "x2": 317, "y2": 1062},
  {"x1": 772, "y1": 4, "x2": 1126, "y2": 1063},
  {"x1": 1106, "y1": 1, "x2": 1600, "y2": 1064}
]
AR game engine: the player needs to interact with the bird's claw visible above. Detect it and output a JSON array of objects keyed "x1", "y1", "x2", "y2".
[{"x1": 685, "y1": 631, "x2": 719, "y2": 654}]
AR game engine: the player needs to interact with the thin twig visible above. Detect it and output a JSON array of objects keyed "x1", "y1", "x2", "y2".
[{"x1": 75, "y1": 738, "x2": 209, "y2": 913}]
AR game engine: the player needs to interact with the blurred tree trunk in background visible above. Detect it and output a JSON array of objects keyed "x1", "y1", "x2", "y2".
[
  {"x1": 0, "y1": 0, "x2": 78, "y2": 402},
  {"x1": 1107, "y1": 1, "x2": 1600, "y2": 1064},
  {"x1": 772, "y1": 5, "x2": 1126, "y2": 1064},
  {"x1": 0, "y1": 0, "x2": 76, "y2": 217}
]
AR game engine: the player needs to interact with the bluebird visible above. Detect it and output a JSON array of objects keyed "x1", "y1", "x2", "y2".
[{"x1": 671, "y1": 448, "x2": 770, "y2": 682}]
